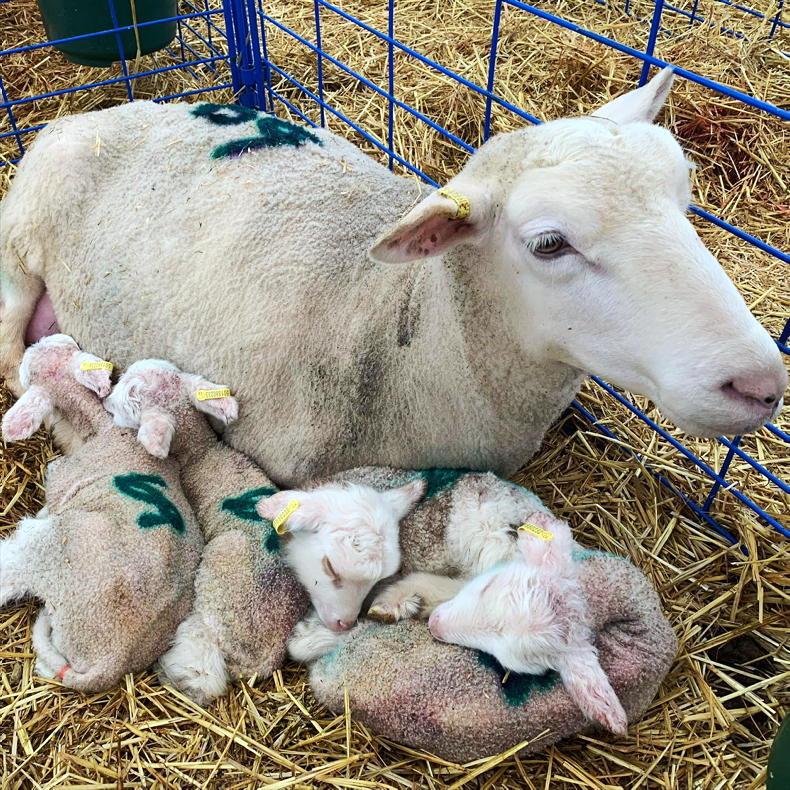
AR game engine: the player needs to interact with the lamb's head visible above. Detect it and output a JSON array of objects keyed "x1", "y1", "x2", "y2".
[
  {"x1": 370, "y1": 68, "x2": 785, "y2": 438},
  {"x1": 257, "y1": 480, "x2": 425, "y2": 632},
  {"x1": 104, "y1": 359, "x2": 238, "y2": 458},
  {"x1": 2, "y1": 334, "x2": 112, "y2": 441},
  {"x1": 428, "y1": 514, "x2": 627, "y2": 735}
]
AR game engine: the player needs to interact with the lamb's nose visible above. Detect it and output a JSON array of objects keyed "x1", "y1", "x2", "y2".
[
  {"x1": 726, "y1": 367, "x2": 787, "y2": 408},
  {"x1": 335, "y1": 620, "x2": 351, "y2": 632}
]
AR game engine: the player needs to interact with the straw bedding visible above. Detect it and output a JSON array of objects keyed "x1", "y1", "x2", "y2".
[{"x1": 1, "y1": 0, "x2": 788, "y2": 786}]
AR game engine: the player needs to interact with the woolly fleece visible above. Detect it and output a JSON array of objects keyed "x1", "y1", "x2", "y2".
[
  {"x1": 309, "y1": 552, "x2": 677, "y2": 761},
  {"x1": 0, "y1": 101, "x2": 582, "y2": 484}
]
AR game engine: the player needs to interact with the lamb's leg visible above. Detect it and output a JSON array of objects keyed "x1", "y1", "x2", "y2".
[
  {"x1": 31, "y1": 606, "x2": 69, "y2": 680},
  {"x1": 157, "y1": 610, "x2": 229, "y2": 706},
  {"x1": 288, "y1": 610, "x2": 347, "y2": 663},
  {"x1": 368, "y1": 573, "x2": 465, "y2": 622},
  {"x1": 0, "y1": 268, "x2": 43, "y2": 395},
  {"x1": 0, "y1": 515, "x2": 52, "y2": 606}
]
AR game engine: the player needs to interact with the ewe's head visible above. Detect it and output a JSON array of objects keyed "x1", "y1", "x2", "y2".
[
  {"x1": 370, "y1": 68, "x2": 785, "y2": 438},
  {"x1": 2, "y1": 335, "x2": 111, "y2": 442},
  {"x1": 428, "y1": 513, "x2": 627, "y2": 735},
  {"x1": 257, "y1": 480, "x2": 425, "y2": 632},
  {"x1": 105, "y1": 359, "x2": 238, "y2": 458}
]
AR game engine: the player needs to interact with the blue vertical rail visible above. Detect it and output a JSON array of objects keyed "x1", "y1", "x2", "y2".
[
  {"x1": 313, "y1": 0, "x2": 326, "y2": 126},
  {"x1": 483, "y1": 0, "x2": 505, "y2": 141},
  {"x1": 640, "y1": 0, "x2": 666, "y2": 84},
  {"x1": 387, "y1": 0, "x2": 395, "y2": 169},
  {"x1": 106, "y1": 0, "x2": 135, "y2": 102}
]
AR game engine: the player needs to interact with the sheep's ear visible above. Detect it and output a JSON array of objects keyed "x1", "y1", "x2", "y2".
[
  {"x1": 516, "y1": 512, "x2": 574, "y2": 568},
  {"x1": 73, "y1": 352, "x2": 113, "y2": 398},
  {"x1": 189, "y1": 377, "x2": 239, "y2": 425},
  {"x1": 256, "y1": 490, "x2": 319, "y2": 531},
  {"x1": 1, "y1": 386, "x2": 54, "y2": 442},
  {"x1": 137, "y1": 408, "x2": 176, "y2": 459},
  {"x1": 557, "y1": 647, "x2": 628, "y2": 735},
  {"x1": 382, "y1": 479, "x2": 426, "y2": 518},
  {"x1": 591, "y1": 68, "x2": 674, "y2": 125},
  {"x1": 369, "y1": 181, "x2": 494, "y2": 263}
]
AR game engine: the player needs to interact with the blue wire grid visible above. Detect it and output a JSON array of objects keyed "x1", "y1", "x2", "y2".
[{"x1": 1, "y1": 0, "x2": 787, "y2": 543}]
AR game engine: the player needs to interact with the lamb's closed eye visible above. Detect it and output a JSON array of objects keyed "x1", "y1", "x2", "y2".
[{"x1": 322, "y1": 556, "x2": 342, "y2": 588}]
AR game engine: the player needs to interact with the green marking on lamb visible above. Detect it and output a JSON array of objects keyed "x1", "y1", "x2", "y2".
[
  {"x1": 221, "y1": 486, "x2": 281, "y2": 553},
  {"x1": 572, "y1": 548, "x2": 623, "y2": 563},
  {"x1": 476, "y1": 651, "x2": 559, "y2": 707},
  {"x1": 113, "y1": 473, "x2": 185, "y2": 534},
  {"x1": 211, "y1": 116, "x2": 322, "y2": 159},
  {"x1": 191, "y1": 103, "x2": 259, "y2": 126},
  {"x1": 412, "y1": 468, "x2": 474, "y2": 499}
]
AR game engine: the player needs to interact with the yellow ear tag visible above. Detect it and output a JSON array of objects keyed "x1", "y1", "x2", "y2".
[
  {"x1": 80, "y1": 360, "x2": 113, "y2": 372},
  {"x1": 437, "y1": 187, "x2": 471, "y2": 221},
  {"x1": 196, "y1": 387, "x2": 232, "y2": 401},
  {"x1": 518, "y1": 523, "x2": 554, "y2": 541},
  {"x1": 273, "y1": 499, "x2": 300, "y2": 535}
]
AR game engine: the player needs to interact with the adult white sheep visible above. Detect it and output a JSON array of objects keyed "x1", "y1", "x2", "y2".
[{"x1": 1, "y1": 70, "x2": 784, "y2": 483}]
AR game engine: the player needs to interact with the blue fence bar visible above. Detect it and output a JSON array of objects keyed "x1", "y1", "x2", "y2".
[{"x1": 1, "y1": 0, "x2": 786, "y2": 545}]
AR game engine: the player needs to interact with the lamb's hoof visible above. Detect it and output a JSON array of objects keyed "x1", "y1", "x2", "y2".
[{"x1": 368, "y1": 593, "x2": 423, "y2": 623}]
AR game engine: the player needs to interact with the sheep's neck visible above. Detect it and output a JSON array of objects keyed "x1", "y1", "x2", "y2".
[
  {"x1": 168, "y1": 407, "x2": 219, "y2": 465},
  {"x1": 49, "y1": 385, "x2": 113, "y2": 440}
]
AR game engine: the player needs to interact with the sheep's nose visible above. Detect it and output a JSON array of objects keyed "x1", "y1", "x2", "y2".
[
  {"x1": 335, "y1": 620, "x2": 351, "y2": 632},
  {"x1": 724, "y1": 367, "x2": 787, "y2": 409},
  {"x1": 428, "y1": 612, "x2": 442, "y2": 639}
]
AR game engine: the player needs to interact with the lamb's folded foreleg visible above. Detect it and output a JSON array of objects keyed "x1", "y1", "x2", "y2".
[
  {"x1": 368, "y1": 572, "x2": 465, "y2": 622},
  {"x1": 288, "y1": 610, "x2": 348, "y2": 663}
]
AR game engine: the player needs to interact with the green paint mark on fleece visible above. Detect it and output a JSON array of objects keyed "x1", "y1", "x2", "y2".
[
  {"x1": 220, "y1": 486, "x2": 281, "y2": 553},
  {"x1": 477, "y1": 651, "x2": 559, "y2": 707},
  {"x1": 212, "y1": 116, "x2": 322, "y2": 159},
  {"x1": 411, "y1": 468, "x2": 474, "y2": 500},
  {"x1": 114, "y1": 473, "x2": 185, "y2": 534},
  {"x1": 190, "y1": 103, "x2": 258, "y2": 126},
  {"x1": 572, "y1": 548, "x2": 624, "y2": 563}
]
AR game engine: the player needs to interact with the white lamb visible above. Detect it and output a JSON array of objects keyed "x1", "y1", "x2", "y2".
[
  {"x1": 0, "y1": 336, "x2": 202, "y2": 692},
  {"x1": 427, "y1": 518, "x2": 628, "y2": 734}
]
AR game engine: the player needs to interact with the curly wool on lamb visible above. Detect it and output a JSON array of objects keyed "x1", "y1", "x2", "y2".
[
  {"x1": 309, "y1": 552, "x2": 677, "y2": 762},
  {"x1": 0, "y1": 336, "x2": 203, "y2": 693},
  {"x1": 106, "y1": 361, "x2": 310, "y2": 704}
]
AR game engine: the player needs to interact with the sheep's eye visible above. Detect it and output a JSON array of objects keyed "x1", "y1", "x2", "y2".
[
  {"x1": 322, "y1": 556, "x2": 342, "y2": 588},
  {"x1": 527, "y1": 232, "x2": 569, "y2": 258}
]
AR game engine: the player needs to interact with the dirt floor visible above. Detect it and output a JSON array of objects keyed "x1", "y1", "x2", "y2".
[{"x1": 1, "y1": 1, "x2": 788, "y2": 787}]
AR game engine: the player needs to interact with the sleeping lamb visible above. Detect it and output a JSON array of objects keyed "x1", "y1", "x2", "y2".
[
  {"x1": 0, "y1": 336, "x2": 202, "y2": 692},
  {"x1": 307, "y1": 549, "x2": 677, "y2": 761},
  {"x1": 266, "y1": 465, "x2": 556, "y2": 663},
  {"x1": 106, "y1": 360, "x2": 424, "y2": 705}
]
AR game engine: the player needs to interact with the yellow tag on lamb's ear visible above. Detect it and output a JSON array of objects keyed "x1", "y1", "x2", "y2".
[
  {"x1": 273, "y1": 499, "x2": 300, "y2": 535},
  {"x1": 437, "y1": 187, "x2": 471, "y2": 221},
  {"x1": 518, "y1": 522, "x2": 554, "y2": 541},
  {"x1": 80, "y1": 360, "x2": 113, "y2": 372},
  {"x1": 196, "y1": 387, "x2": 232, "y2": 401}
]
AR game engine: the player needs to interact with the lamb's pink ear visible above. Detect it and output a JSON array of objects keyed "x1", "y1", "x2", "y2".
[
  {"x1": 591, "y1": 68, "x2": 674, "y2": 125},
  {"x1": 256, "y1": 490, "x2": 320, "y2": 532},
  {"x1": 1, "y1": 386, "x2": 54, "y2": 442},
  {"x1": 369, "y1": 181, "x2": 493, "y2": 263},
  {"x1": 517, "y1": 512, "x2": 574, "y2": 569},
  {"x1": 189, "y1": 377, "x2": 239, "y2": 425},
  {"x1": 137, "y1": 408, "x2": 176, "y2": 459},
  {"x1": 558, "y1": 647, "x2": 628, "y2": 735},
  {"x1": 73, "y1": 352, "x2": 113, "y2": 398},
  {"x1": 382, "y1": 479, "x2": 426, "y2": 518}
]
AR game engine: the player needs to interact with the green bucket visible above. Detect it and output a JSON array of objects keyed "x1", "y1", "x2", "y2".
[{"x1": 37, "y1": 0, "x2": 178, "y2": 67}]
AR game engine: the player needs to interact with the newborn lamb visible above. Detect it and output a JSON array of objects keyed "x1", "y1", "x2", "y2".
[
  {"x1": 285, "y1": 467, "x2": 556, "y2": 661},
  {"x1": 0, "y1": 336, "x2": 202, "y2": 692},
  {"x1": 107, "y1": 360, "x2": 424, "y2": 705},
  {"x1": 428, "y1": 514, "x2": 627, "y2": 734}
]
